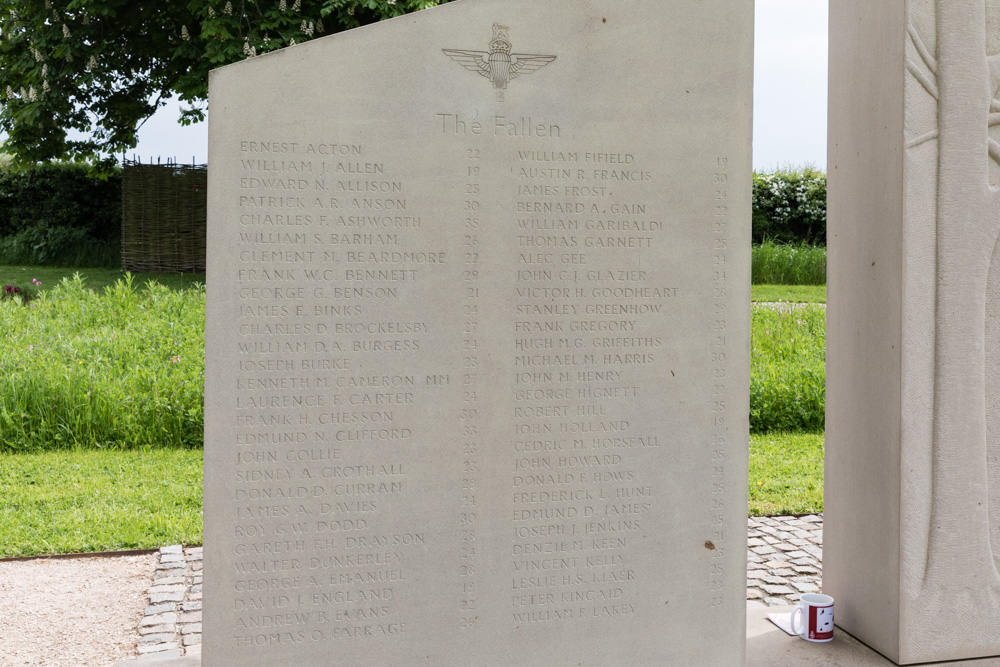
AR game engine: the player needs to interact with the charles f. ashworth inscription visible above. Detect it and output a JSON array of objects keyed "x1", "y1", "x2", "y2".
[{"x1": 204, "y1": 1, "x2": 752, "y2": 665}]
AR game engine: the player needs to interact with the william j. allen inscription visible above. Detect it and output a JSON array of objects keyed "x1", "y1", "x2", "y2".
[{"x1": 205, "y1": 1, "x2": 752, "y2": 665}]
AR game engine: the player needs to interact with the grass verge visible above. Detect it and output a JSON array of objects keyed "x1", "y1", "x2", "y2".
[
  {"x1": 0, "y1": 265, "x2": 205, "y2": 292},
  {"x1": 0, "y1": 448, "x2": 203, "y2": 558},
  {"x1": 751, "y1": 241, "x2": 826, "y2": 285},
  {"x1": 749, "y1": 432, "x2": 824, "y2": 516},
  {"x1": 751, "y1": 284, "x2": 826, "y2": 303}
]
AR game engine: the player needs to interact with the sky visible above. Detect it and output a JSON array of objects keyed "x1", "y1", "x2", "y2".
[{"x1": 78, "y1": 1, "x2": 832, "y2": 172}]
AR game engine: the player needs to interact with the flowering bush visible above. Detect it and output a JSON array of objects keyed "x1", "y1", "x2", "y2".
[{"x1": 752, "y1": 167, "x2": 827, "y2": 245}]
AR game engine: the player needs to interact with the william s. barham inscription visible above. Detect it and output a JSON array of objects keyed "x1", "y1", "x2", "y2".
[{"x1": 204, "y1": 1, "x2": 752, "y2": 665}]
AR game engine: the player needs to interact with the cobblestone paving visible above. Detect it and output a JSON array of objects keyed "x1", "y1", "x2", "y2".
[
  {"x1": 129, "y1": 515, "x2": 822, "y2": 657},
  {"x1": 747, "y1": 514, "x2": 823, "y2": 607},
  {"x1": 135, "y1": 546, "x2": 202, "y2": 659}
]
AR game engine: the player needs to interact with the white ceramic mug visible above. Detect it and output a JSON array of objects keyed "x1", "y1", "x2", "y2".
[{"x1": 790, "y1": 593, "x2": 834, "y2": 642}]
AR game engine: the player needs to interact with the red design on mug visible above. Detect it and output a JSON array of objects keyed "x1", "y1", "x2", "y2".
[{"x1": 809, "y1": 605, "x2": 834, "y2": 641}]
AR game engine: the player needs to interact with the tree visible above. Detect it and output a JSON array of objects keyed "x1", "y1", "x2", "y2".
[{"x1": 0, "y1": 0, "x2": 450, "y2": 168}]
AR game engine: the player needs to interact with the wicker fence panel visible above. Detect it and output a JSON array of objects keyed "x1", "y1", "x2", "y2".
[{"x1": 121, "y1": 161, "x2": 207, "y2": 273}]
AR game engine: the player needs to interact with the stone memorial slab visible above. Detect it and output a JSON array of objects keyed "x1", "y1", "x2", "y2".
[
  {"x1": 827, "y1": 1, "x2": 1000, "y2": 663},
  {"x1": 204, "y1": 1, "x2": 752, "y2": 664}
]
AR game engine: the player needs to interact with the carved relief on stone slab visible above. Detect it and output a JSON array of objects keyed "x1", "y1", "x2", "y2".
[{"x1": 902, "y1": 0, "x2": 1000, "y2": 659}]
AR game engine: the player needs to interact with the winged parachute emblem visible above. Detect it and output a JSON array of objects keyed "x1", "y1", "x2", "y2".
[{"x1": 443, "y1": 24, "x2": 556, "y2": 101}]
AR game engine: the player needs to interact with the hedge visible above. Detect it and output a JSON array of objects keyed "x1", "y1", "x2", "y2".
[
  {"x1": 0, "y1": 162, "x2": 830, "y2": 270},
  {"x1": 0, "y1": 162, "x2": 121, "y2": 267}
]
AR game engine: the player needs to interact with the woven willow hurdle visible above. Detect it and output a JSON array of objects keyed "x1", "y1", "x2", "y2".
[{"x1": 121, "y1": 161, "x2": 207, "y2": 273}]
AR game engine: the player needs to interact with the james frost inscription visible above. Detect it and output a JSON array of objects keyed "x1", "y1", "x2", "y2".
[{"x1": 204, "y1": 1, "x2": 752, "y2": 665}]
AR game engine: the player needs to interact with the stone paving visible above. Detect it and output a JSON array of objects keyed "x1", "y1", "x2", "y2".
[
  {"x1": 128, "y1": 515, "x2": 823, "y2": 659},
  {"x1": 135, "y1": 545, "x2": 202, "y2": 659},
  {"x1": 747, "y1": 514, "x2": 824, "y2": 606}
]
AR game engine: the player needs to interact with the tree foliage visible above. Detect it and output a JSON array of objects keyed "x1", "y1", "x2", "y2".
[{"x1": 0, "y1": 0, "x2": 450, "y2": 167}]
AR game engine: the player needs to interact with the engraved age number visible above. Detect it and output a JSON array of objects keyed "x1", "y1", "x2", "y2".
[{"x1": 459, "y1": 147, "x2": 482, "y2": 629}]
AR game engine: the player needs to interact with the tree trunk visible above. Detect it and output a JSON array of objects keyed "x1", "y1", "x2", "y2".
[{"x1": 912, "y1": 0, "x2": 1000, "y2": 656}]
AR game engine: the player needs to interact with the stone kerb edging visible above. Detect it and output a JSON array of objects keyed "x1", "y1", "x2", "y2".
[{"x1": 135, "y1": 545, "x2": 203, "y2": 659}]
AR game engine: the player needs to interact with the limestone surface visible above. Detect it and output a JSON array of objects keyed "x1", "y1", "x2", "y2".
[
  {"x1": 204, "y1": 0, "x2": 753, "y2": 664},
  {"x1": 827, "y1": 0, "x2": 1000, "y2": 662}
]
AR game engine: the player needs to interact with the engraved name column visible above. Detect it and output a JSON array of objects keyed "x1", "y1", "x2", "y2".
[
  {"x1": 229, "y1": 140, "x2": 433, "y2": 647},
  {"x1": 508, "y1": 147, "x2": 668, "y2": 625}
]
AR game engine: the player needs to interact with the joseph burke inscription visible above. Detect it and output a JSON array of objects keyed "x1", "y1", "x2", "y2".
[{"x1": 205, "y1": 1, "x2": 752, "y2": 665}]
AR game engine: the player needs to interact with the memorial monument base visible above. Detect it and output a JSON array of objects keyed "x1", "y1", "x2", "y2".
[{"x1": 118, "y1": 605, "x2": 1000, "y2": 667}]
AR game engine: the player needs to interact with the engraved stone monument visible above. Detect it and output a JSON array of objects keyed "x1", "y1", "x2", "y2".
[
  {"x1": 204, "y1": 0, "x2": 752, "y2": 664},
  {"x1": 826, "y1": 0, "x2": 1000, "y2": 663}
]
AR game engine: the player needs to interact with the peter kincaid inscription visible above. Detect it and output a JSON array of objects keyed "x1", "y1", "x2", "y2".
[{"x1": 443, "y1": 23, "x2": 556, "y2": 101}]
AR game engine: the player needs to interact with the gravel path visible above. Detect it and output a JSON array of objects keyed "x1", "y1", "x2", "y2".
[{"x1": 0, "y1": 554, "x2": 156, "y2": 667}]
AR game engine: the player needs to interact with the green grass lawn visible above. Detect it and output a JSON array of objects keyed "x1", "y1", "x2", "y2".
[
  {"x1": 750, "y1": 304, "x2": 826, "y2": 433},
  {"x1": 0, "y1": 448, "x2": 203, "y2": 558},
  {"x1": 751, "y1": 284, "x2": 826, "y2": 303},
  {"x1": 0, "y1": 265, "x2": 205, "y2": 292},
  {"x1": 0, "y1": 431, "x2": 822, "y2": 556},
  {"x1": 749, "y1": 432, "x2": 824, "y2": 516},
  {"x1": 4, "y1": 266, "x2": 825, "y2": 303},
  {"x1": 5, "y1": 269, "x2": 827, "y2": 302}
]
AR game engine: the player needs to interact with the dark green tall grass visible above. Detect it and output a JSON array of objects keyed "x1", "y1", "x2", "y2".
[
  {"x1": 0, "y1": 269, "x2": 828, "y2": 549},
  {"x1": 0, "y1": 275, "x2": 204, "y2": 451},
  {"x1": 751, "y1": 241, "x2": 826, "y2": 285},
  {"x1": 0, "y1": 265, "x2": 205, "y2": 292}
]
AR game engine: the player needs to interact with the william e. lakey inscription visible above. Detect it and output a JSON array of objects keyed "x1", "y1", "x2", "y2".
[{"x1": 204, "y1": 0, "x2": 753, "y2": 664}]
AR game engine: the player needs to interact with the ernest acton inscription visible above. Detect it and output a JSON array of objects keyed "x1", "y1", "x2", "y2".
[{"x1": 204, "y1": 1, "x2": 752, "y2": 665}]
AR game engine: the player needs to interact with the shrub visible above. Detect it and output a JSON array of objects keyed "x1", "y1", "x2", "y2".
[
  {"x1": 751, "y1": 241, "x2": 826, "y2": 285},
  {"x1": 750, "y1": 304, "x2": 826, "y2": 432},
  {"x1": 0, "y1": 274, "x2": 204, "y2": 451},
  {"x1": 0, "y1": 163, "x2": 122, "y2": 267},
  {"x1": 752, "y1": 167, "x2": 827, "y2": 245},
  {"x1": 0, "y1": 225, "x2": 121, "y2": 267}
]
